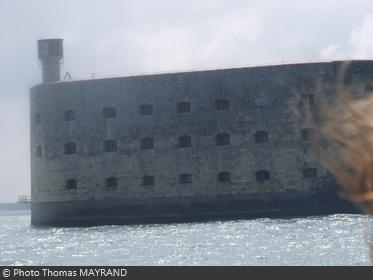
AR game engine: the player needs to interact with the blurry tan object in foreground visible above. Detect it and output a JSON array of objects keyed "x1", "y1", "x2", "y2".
[{"x1": 316, "y1": 75, "x2": 373, "y2": 215}]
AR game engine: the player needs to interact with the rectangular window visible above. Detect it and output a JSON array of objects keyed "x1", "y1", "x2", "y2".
[
  {"x1": 178, "y1": 135, "x2": 192, "y2": 148},
  {"x1": 105, "y1": 177, "x2": 118, "y2": 190},
  {"x1": 256, "y1": 170, "x2": 270, "y2": 183},
  {"x1": 216, "y1": 133, "x2": 230, "y2": 146},
  {"x1": 304, "y1": 168, "x2": 317, "y2": 179},
  {"x1": 179, "y1": 174, "x2": 192, "y2": 184},
  {"x1": 177, "y1": 102, "x2": 191, "y2": 114},
  {"x1": 139, "y1": 105, "x2": 154, "y2": 116},
  {"x1": 300, "y1": 94, "x2": 315, "y2": 107},
  {"x1": 35, "y1": 114, "x2": 41, "y2": 125},
  {"x1": 103, "y1": 107, "x2": 116, "y2": 119},
  {"x1": 255, "y1": 131, "x2": 269, "y2": 144},
  {"x1": 36, "y1": 146, "x2": 42, "y2": 158},
  {"x1": 215, "y1": 99, "x2": 230, "y2": 111},
  {"x1": 64, "y1": 110, "x2": 75, "y2": 121},
  {"x1": 66, "y1": 179, "x2": 77, "y2": 190},
  {"x1": 140, "y1": 138, "x2": 154, "y2": 150},
  {"x1": 143, "y1": 176, "x2": 155, "y2": 186},
  {"x1": 218, "y1": 172, "x2": 231, "y2": 183},
  {"x1": 302, "y1": 129, "x2": 315, "y2": 142},
  {"x1": 104, "y1": 140, "x2": 117, "y2": 153},
  {"x1": 64, "y1": 142, "x2": 76, "y2": 155}
]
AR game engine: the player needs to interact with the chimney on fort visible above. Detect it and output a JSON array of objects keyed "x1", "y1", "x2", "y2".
[{"x1": 37, "y1": 39, "x2": 63, "y2": 83}]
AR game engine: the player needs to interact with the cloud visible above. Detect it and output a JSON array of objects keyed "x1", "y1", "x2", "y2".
[
  {"x1": 131, "y1": 11, "x2": 263, "y2": 71},
  {"x1": 320, "y1": 44, "x2": 346, "y2": 60},
  {"x1": 318, "y1": 12, "x2": 373, "y2": 61},
  {"x1": 2, "y1": 0, "x2": 373, "y2": 201},
  {"x1": 0, "y1": 96, "x2": 30, "y2": 202},
  {"x1": 351, "y1": 13, "x2": 373, "y2": 59}
]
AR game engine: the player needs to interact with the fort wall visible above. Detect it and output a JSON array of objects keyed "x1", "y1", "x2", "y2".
[{"x1": 30, "y1": 60, "x2": 373, "y2": 226}]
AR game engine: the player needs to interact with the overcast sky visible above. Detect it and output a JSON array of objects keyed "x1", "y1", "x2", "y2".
[{"x1": 1, "y1": 0, "x2": 373, "y2": 202}]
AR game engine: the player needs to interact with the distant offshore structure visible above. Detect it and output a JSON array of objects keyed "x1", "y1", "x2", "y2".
[
  {"x1": 30, "y1": 39, "x2": 372, "y2": 227},
  {"x1": 18, "y1": 195, "x2": 31, "y2": 204},
  {"x1": 18, "y1": 195, "x2": 31, "y2": 210}
]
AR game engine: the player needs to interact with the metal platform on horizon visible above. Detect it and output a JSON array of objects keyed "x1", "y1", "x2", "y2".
[{"x1": 18, "y1": 195, "x2": 31, "y2": 204}]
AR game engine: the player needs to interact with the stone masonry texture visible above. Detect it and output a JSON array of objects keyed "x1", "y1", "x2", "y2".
[{"x1": 30, "y1": 60, "x2": 373, "y2": 226}]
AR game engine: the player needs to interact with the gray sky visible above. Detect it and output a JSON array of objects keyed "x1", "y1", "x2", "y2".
[{"x1": 1, "y1": 0, "x2": 373, "y2": 202}]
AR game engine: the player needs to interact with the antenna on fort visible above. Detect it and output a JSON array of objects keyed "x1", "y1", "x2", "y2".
[
  {"x1": 64, "y1": 72, "x2": 72, "y2": 80},
  {"x1": 37, "y1": 38, "x2": 64, "y2": 83}
]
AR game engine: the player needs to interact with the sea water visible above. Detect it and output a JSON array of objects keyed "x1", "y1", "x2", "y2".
[{"x1": 0, "y1": 207, "x2": 371, "y2": 266}]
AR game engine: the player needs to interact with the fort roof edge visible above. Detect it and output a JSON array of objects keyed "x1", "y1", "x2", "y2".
[{"x1": 38, "y1": 59, "x2": 373, "y2": 86}]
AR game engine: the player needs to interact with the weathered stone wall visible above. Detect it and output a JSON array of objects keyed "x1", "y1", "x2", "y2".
[{"x1": 29, "y1": 60, "x2": 373, "y2": 225}]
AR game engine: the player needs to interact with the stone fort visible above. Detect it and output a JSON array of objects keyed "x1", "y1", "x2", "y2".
[{"x1": 30, "y1": 39, "x2": 373, "y2": 226}]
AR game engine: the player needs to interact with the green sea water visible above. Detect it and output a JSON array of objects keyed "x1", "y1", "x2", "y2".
[{"x1": 0, "y1": 208, "x2": 371, "y2": 266}]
